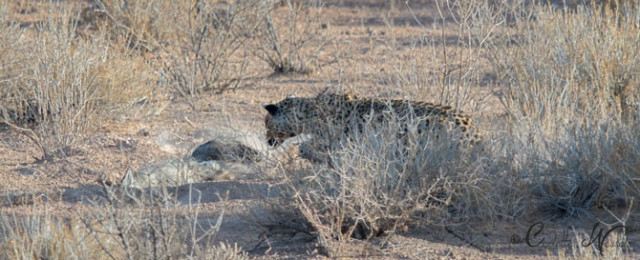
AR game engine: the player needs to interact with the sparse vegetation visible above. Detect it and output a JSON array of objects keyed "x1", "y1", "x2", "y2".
[
  {"x1": 253, "y1": 0, "x2": 328, "y2": 75},
  {"x1": 271, "y1": 0, "x2": 640, "y2": 256},
  {"x1": 282, "y1": 114, "x2": 488, "y2": 256},
  {"x1": 488, "y1": 1, "x2": 640, "y2": 216},
  {"x1": 157, "y1": 0, "x2": 262, "y2": 109},
  {"x1": 0, "y1": 4, "x2": 162, "y2": 159},
  {"x1": 1, "y1": 0, "x2": 639, "y2": 259},
  {"x1": 96, "y1": 0, "x2": 262, "y2": 109},
  {"x1": 0, "y1": 183, "x2": 245, "y2": 260},
  {"x1": 1, "y1": 212, "x2": 124, "y2": 260}
]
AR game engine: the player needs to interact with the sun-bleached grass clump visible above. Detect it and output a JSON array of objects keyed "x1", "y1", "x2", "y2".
[
  {"x1": 488, "y1": 2, "x2": 640, "y2": 217},
  {"x1": 281, "y1": 110, "x2": 492, "y2": 256},
  {"x1": 0, "y1": 5, "x2": 163, "y2": 159}
]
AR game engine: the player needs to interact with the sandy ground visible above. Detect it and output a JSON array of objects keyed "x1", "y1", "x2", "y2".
[{"x1": 1, "y1": 1, "x2": 639, "y2": 259}]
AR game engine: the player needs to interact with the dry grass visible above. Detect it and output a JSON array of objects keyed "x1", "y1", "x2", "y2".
[
  {"x1": 0, "y1": 214, "x2": 124, "y2": 260},
  {"x1": 253, "y1": 0, "x2": 329, "y2": 75},
  {"x1": 378, "y1": 0, "x2": 495, "y2": 108},
  {"x1": 553, "y1": 228, "x2": 632, "y2": 259},
  {"x1": 274, "y1": 93, "x2": 491, "y2": 256},
  {"x1": 283, "y1": 122, "x2": 488, "y2": 256},
  {"x1": 93, "y1": 0, "x2": 181, "y2": 52},
  {"x1": 0, "y1": 183, "x2": 249, "y2": 260},
  {"x1": 268, "y1": 0, "x2": 640, "y2": 256},
  {"x1": 488, "y1": 2, "x2": 640, "y2": 217},
  {"x1": 96, "y1": 0, "x2": 263, "y2": 109},
  {"x1": 497, "y1": 3, "x2": 640, "y2": 125},
  {"x1": 159, "y1": 0, "x2": 262, "y2": 109},
  {"x1": 1, "y1": 0, "x2": 640, "y2": 259},
  {"x1": 0, "y1": 4, "x2": 163, "y2": 159}
]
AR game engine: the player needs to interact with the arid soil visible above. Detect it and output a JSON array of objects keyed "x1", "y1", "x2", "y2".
[{"x1": 1, "y1": 1, "x2": 639, "y2": 259}]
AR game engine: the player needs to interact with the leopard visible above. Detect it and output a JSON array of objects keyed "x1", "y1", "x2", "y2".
[{"x1": 262, "y1": 90, "x2": 481, "y2": 162}]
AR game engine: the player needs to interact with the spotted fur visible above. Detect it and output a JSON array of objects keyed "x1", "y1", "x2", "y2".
[{"x1": 263, "y1": 91, "x2": 481, "y2": 160}]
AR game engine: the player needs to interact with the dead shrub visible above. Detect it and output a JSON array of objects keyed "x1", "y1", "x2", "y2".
[
  {"x1": 497, "y1": 3, "x2": 640, "y2": 125},
  {"x1": 280, "y1": 110, "x2": 490, "y2": 256},
  {"x1": 0, "y1": 182, "x2": 248, "y2": 259},
  {"x1": 253, "y1": 0, "x2": 328, "y2": 75},
  {"x1": 379, "y1": 0, "x2": 494, "y2": 109},
  {"x1": 78, "y1": 183, "x2": 227, "y2": 259},
  {"x1": 96, "y1": 0, "x2": 262, "y2": 109},
  {"x1": 159, "y1": 0, "x2": 262, "y2": 109},
  {"x1": 93, "y1": 0, "x2": 180, "y2": 52},
  {"x1": 486, "y1": 2, "x2": 640, "y2": 216},
  {"x1": 0, "y1": 6, "x2": 163, "y2": 159}
]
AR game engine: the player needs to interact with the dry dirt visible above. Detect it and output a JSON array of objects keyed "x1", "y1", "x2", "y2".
[{"x1": 1, "y1": 1, "x2": 638, "y2": 259}]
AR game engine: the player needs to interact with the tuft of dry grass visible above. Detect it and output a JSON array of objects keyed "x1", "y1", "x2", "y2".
[
  {"x1": 2, "y1": 0, "x2": 640, "y2": 258},
  {"x1": 0, "y1": 4, "x2": 164, "y2": 159},
  {"x1": 497, "y1": 3, "x2": 640, "y2": 126}
]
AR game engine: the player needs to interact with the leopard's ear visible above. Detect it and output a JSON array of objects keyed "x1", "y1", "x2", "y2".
[
  {"x1": 286, "y1": 94, "x2": 296, "y2": 99},
  {"x1": 343, "y1": 89, "x2": 358, "y2": 100},
  {"x1": 263, "y1": 103, "x2": 278, "y2": 116}
]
